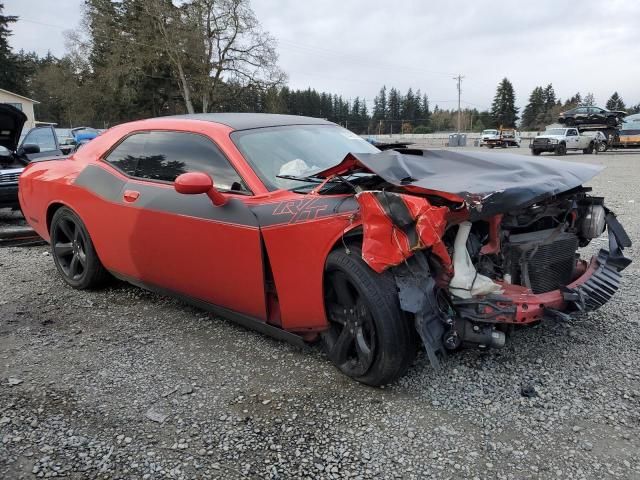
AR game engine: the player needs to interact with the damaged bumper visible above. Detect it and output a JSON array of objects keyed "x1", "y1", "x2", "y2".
[{"x1": 454, "y1": 214, "x2": 631, "y2": 325}]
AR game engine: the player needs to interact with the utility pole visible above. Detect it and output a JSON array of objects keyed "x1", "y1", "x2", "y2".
[{"x1": 453, "y1": 74, "x2": 464, "y2": 133}]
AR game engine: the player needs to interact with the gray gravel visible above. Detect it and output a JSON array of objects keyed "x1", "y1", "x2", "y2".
[{"x1": 1, "y1": 148, "x2": 639, "y2": 479}]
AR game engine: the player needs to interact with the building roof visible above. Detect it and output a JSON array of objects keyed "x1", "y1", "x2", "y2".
[
  {"x1": 0, "y1": 88, "x2": 39, "y2": 104},
  {"x1": 163, "y1": 113, "x2": 333, "y2": 130}
]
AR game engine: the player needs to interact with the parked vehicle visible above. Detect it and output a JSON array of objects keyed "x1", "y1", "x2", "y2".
[
  {"x1": 530, "y1": 127, "x2": 596, "y2": 155},
  {"x1": 19, "y1": 113, "x2": 632, "y2": 385},
  {"x1": 483, "y1": 128, "x2": 521, "y2": 148},
  {"x1": 479, "y1": 129, "x2": 499, "y2": 146},
  {"x1": 615, "y1": 114, "x2": 640, "y2": 148},
  {"x1": 1, "y1": 105, "x2": 63, "y2": 209},
  {"x1": 558, "y1": 106, "x2": 626, "y2": 127}
]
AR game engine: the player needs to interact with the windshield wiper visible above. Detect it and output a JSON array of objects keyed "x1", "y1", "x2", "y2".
[{"x1": 276, "y1": 174, "x2": 324, "y2": 184}]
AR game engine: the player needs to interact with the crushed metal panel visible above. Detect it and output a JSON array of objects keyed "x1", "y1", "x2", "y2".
[{"x1": 355, "y1": 190, "x2": 451, "y2": 273}]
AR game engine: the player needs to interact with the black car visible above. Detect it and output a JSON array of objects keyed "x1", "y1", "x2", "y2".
[
  {"x1": 0, "y1": 104, "x2": 64, "y2": 209},
  {"x1": 558, "y1": 106, "x2": 627, "y2": 127}
]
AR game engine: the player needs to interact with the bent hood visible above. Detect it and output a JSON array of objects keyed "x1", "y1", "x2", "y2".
[
  {"x1": 0, "y1": 104, "x2": 27, "y2": 153},
  {"x1": 318, "y1": 149, "x2": 603, "y2": 218}
]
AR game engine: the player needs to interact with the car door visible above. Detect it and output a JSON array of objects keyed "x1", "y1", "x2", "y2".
[
  {"x1": 101, "y1": 130, "x2": 268, "y2": 320},
  {"x1": 18, "y1": 126, "x2": 64, "y2": 161},
  {"x1": 573, "y1": 107, "x2": 588, "y2": 124},
  {"x1": 566, "y1": 128, "x2": 579, "y2": 149}
]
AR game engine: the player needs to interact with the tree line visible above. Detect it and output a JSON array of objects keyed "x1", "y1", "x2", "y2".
[{"x1": 1, "y1": 1, "x2": 638, "y2": 134}]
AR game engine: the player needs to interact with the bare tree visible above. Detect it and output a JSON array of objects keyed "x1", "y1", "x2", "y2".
[{"x1": 144, "y1": 0, "x2": 285, "y2": 113}]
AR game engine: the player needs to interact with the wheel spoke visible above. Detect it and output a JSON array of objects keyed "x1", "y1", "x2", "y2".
[
  {"x1": 332, "y1": 271, "x2": 356, "y2": 306},
  {"x1": 354, "y1": 326, "x2": 373, "y2": 366},
  {"x1": 54, "y1": 242, "x2": 73, "y2": 257},
  {"x1": 69, "y1": 255, "x2": 80, "y2": 278},
  {"x1": 331, "y1": 327, "x2": 354, "y2": 366},
  {"x1": 58, "y1": 219, "x2": 74, "y2": 241}
]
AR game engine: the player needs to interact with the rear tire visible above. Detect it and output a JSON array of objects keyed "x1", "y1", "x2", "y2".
[
  {"x1": 50, "y1": 207, "x2": 109, "y2": 289},
  {"x1": 583, "y1": 142, "x2": 594, "y2": 154},
  {"x1": 532, "y1": 149, "x2": 541, "y2": 156},
  {"x1": 322, "y1": 248, "x2": 418, "y2": 386}
]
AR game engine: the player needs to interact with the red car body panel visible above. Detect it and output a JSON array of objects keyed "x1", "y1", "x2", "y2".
[{"x1": 19, "y1": 117, "x2": 361, "y2": 333}]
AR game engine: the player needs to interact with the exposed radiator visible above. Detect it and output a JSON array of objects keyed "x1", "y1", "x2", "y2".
[{"x1": 507, "y1": 229, "x2": 579, "y2": 294}]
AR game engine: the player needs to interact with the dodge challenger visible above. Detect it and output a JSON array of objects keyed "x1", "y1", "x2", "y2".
[{"x1": 19, "y1": 114, "x2": 632, "y2": 385}]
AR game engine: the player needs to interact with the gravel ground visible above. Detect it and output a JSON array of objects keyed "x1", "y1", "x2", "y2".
[{"x1": 1, "y1": 148, "x2": 639, "y2": 479}]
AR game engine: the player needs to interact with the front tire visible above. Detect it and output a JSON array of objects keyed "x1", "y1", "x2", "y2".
[
  {"x1": 50, "y1": 207, "x2": 109, "y2": 289},
  {"x1": 532, "y1": 149, "x2": 541, "y2": 156},
  {"x1": 555, "y1": 143, "x2": 567, "y2": 155},
  {"x1": 322, "y1": 248, "x2": 417, "y2": 386}
]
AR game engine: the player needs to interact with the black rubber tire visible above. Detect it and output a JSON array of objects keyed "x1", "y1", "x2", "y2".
[
  {"x1": 565, "y1": 117, "x2": 575, "y2": 126},
  {"x1": 597, "y1": 142, "x2": 608, "y2": 153},
  {"x1": 322, "y1": 248, "x2": 418, "y2": 386},
  {"x1": 532, "y1": 149, "x2": 541, "y2": 156},
  {"x1": 50, "y1": 207, "x2": 109, "y2": 289},
  {"x1": 487, "y1": 144, "x2": 494, "y2": 149},
  {"x1": 555, "y1": 143, "x2": 567, "y2": 155},
  {"x1": 583, "y1": 142, "x2": 594, "y2": 154}
]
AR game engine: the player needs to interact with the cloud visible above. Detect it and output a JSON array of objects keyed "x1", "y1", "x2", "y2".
[{"x1": 6, "y1": 0, "x2": 640, "y2": 110}]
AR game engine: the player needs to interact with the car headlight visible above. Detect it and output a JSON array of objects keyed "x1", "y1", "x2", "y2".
[{"x1": 549, "y1": 139, "x2": 558, "y2": 144}]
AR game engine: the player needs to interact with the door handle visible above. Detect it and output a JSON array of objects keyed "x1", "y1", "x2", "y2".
[{"x1": 123, "y1": 190, "x2": 140, "y2": 203}]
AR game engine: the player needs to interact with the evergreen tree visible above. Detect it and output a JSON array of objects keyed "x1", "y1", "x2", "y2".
[
  {"x1": 521, "y1": 86, "x2": 544, "y2": 129},
  {"x1": 387, "y1": 87, "x2": 401, "y2": 122},
  {"x1": 606, "y1": 92, "x2": 626, "y2": 111},
  {"x1": 490, "y1": 78, "x2": 518, "y2": 128},
  {"x1": 0, "y1": 3, "x2": 25, "y2": 94},
  {"x1": 421, "y1": 94, "x2": 430, "y2": 124},
  {"x1": 373, "y1": 86, "x2": 387, "y2": 120}
]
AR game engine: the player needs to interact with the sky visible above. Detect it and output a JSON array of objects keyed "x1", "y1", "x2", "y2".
[{"x1": 5, "y1": 0, "x2": 640, "y2": 112}]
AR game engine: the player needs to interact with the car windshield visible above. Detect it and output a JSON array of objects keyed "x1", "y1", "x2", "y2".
[
  {"x1": 231, "y1": 124, "x2": 380, "y2": 191},
  {"x1": 545, "y1": 128, "x2": 566, "y2": 136}
]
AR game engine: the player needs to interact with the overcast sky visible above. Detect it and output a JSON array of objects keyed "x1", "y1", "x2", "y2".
[{"x1": 5, "y1": 0, "x2": 640, "y2": 111}]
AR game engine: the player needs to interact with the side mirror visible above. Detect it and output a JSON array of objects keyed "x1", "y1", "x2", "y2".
[
  {"x1": 19, "y1": 144, "x2": 40, "y2": 155},
  {"x1": 174, "y1": 172, "x2": 227, "y2": 206}
]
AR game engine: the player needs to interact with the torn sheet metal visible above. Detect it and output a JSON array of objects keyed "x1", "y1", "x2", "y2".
[
  {"x1": 355, "y1": 191, "x2": 451, "y2": 273},
  {"x1": 321, "y1": 149, "x2": 604, "y2": 218}
]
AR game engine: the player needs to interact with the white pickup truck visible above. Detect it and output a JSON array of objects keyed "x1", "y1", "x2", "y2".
[{"x1": 530, "y1": 127, "x2": 595, "y2": 156}]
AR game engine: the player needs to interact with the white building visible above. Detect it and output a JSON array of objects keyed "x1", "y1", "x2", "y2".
[{"x1": 0, "y1": 88, "x2": 39, "y2": 129}]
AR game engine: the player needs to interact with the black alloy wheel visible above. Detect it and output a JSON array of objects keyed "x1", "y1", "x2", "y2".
[
  {"x1": 323, "y1": 269, "x2": 376, "y2": 378},
  {"x1": 53, "y1": 216, "x2": 87, "y2": 281},
  {"x1": 50, "y1": 207, "x2": 109, "y2": 289},
  {"x1": 321, "y1": 248, "x2": 418, "y2": 386}
]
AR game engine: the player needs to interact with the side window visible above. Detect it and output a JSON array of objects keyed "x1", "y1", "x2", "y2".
[
  {"x1": 105, "y1": 133, "x2": 148, "y2": 176},
  {"x1": 567, "y1": 129, "x2": 577, "y2": 136},
  {"x1": 23, "y1": 128, "x2": 57, "y2": 152},
  {"x1": 134, "y1": 131, "x2": 248, "y2": 192}
]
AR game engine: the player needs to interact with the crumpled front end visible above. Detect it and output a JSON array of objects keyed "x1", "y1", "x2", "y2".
[{"x1": 354, "y1": 184, "x2": 631, "y2": 366}]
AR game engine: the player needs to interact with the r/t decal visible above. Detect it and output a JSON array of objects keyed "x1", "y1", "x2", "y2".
[{"x1": 272, "y1": 198, "x2": 329, "y2": 224}]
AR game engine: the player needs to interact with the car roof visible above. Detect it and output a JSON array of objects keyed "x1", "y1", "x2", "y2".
[{"x1": 162, "y1": 113, "x2": 334, "y2": 130}]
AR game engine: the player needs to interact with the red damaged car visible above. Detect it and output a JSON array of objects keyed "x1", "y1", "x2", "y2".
[{"x1": 19, "y1": 114, "x2": 631, "y2": 385}]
